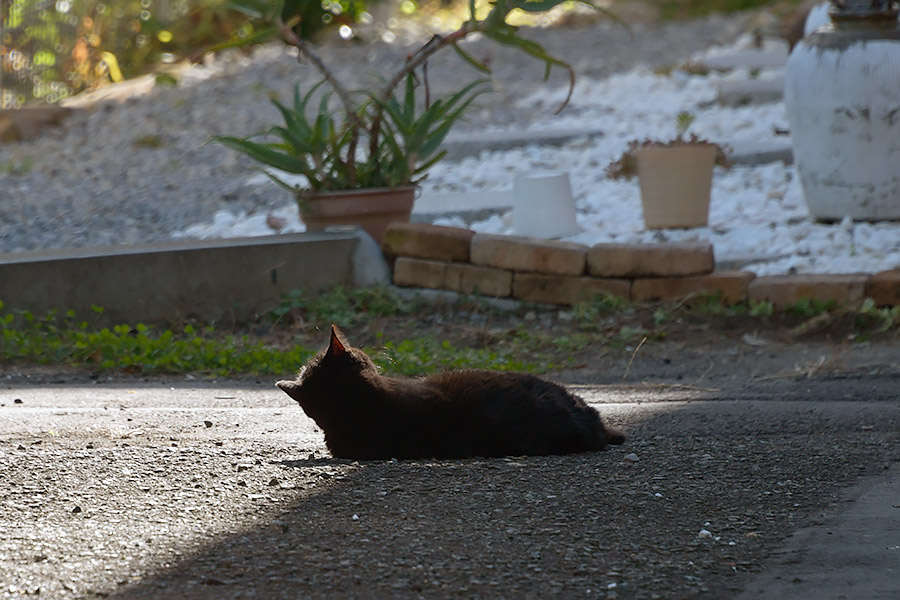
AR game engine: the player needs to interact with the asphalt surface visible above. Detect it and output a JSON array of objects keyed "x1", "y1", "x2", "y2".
[{"x1": 1, "y1": 357, "x2": 899, "y2": 599}]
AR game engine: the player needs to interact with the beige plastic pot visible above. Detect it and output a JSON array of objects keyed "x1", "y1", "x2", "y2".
[{"x1": 635, "y1": 145, "x2": 717, "y2": 229}]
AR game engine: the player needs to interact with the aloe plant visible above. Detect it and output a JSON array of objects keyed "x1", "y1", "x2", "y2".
[
  {"x1": 216, "y1": 75, "x2": 487, "y2": 191},
  {"x1": 215, "y1": 0, "x2": 618, "y2": 194}
]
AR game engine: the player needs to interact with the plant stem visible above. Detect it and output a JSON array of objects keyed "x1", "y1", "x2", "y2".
[
  {"x1": 377, "y1": 27, "x2": 472, "y2": 104},
  {"x1": 280, "y1": 22, "x2": 361, "y2": 187}
]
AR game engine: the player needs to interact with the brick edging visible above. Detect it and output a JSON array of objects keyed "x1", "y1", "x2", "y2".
[{"x1": 382, "y1": 224, "x2": 900, "y2": 309}]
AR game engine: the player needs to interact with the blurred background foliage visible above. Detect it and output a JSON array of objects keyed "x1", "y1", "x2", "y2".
[
  {"x1": 1, "y1": 0, "x2": 786, "y2": 107},
  {"x1": 0, "y1": 0, "x2": 381, "y2": 107}
]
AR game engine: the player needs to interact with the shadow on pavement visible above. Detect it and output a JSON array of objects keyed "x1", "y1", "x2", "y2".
[{"x1": 108, "y1": 382, "x2": 900, "y2": 599}]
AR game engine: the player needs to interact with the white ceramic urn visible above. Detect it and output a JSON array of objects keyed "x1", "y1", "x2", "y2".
[{"x1": 784, "y1": 0, "x2": 900, "y2": 221}]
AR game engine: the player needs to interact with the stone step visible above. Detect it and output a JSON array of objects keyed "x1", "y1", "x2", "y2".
[
  {"x1": 716, "y1": 75, "x2": 784, "y2": 106},
  {"x1": 442, "y1": 126, "x2": 604, "y2": 161},
  {"x1": 413, "y1": 190, "x2": 513, "y2": 220},
  {"x1": 697, "y1": 43, "x2": 789, "y2": 71}
]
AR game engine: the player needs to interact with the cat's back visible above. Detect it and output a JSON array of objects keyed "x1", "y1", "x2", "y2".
[
  {"x1": 412, "y1": 368, "x2": 617, "y2": 455},
  {"x1": 423, "y1": 368, "x2": 570, "y2": 399},
  {"x1": 417, "y1": 368, "x2": 590, "y2": 419}
]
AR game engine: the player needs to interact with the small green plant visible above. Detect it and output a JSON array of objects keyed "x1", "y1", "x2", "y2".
[
  {"x1": 749, "y1": 299, "x2": 774, "y2": 318},
  {"x1": 651, "y1": 306, "x2": 672, "y2": 325},
  {"x1": 605, "y1": 111, "x2": 732, "y2": 180},
  {"x1": 615, "y1": 325, "x2": 648, "y2": 345},
  {"x1": 674, "y1": 111, "x2": 695, "y2": 138},
  {"x1": 571, "y1": 293, "x2": 631, "y2": 329},
  {"x1": 0, "y1": 158, "x2": 34, "y2": 175},
  {"x1": 786, "y1": 297, "x2": 836, "y2": 318},
  {"x1": 855, "y1": 297, "x2": 900, "y2": 333},
  {"x1": 269, "y1": 289, "x2": 308, "y2": 324},
  {"x1": 549, "y1": 333, "x2": 594, "y2": 353}
]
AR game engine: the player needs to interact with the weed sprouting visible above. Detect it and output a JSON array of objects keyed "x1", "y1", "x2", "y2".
[
  {"x1": 572, "y1": 294, "x2": 631, "y2": 330},
  {"x1": 1, "y1": 158, "x2": 34, "y2": 175},
  {"x1": 786, "y1": 297, "x2": 837, "y2": 318},
  {"x1": 855, "y1": 297, "x2": 900, "y2": 333}
]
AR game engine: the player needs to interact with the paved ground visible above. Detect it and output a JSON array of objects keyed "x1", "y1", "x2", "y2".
[{"x1": 2, "y1": 339, "x2": 899, "y2": 599}]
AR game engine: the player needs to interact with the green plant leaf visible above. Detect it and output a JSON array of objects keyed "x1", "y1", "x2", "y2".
[
  {"x1": 452, "y1": 42, "x2": 492, "y2": 74},
  {"x1": 484, "y1": 23, "x2": 567, "y2": 71},
  {"x1": 271, "y1": 99, "x2": 313, "y2": 144},
  {"x1": 403, "y1": 71, "x2": 416, "y2": 123},
  {"x1": 420, "y1": 79, "x2": 488, "y2": 155},
  {"x1": 412, "y1": 149, "x2": 447, "y2": 179},
  {"x1": 214, "y1": 136, "x2": 309, "y2": 174}
]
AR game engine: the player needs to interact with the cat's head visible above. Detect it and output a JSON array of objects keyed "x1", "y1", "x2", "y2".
[{"x1": 276, "y1": 325, "x2": 376, "y2": 407}]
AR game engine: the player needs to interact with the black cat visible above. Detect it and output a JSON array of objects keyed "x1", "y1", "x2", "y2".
[{"x1": 276, "y1": 326, "x2": 625, "y2": 460}]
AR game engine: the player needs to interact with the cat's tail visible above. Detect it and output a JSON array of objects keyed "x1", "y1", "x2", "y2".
[{"x1": 604, "y1": 426, "x2": 626, "y2": 446}]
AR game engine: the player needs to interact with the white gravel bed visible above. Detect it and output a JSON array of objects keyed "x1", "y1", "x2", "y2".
[{"x1": 3, "y1": 16, "x2": 898, "y2": 276}]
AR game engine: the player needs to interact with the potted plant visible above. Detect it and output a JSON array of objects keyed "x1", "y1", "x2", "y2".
[
  {"x1": 606, "y1": 112, "x2": 731, "y2": 229},
  {"x1": 212, "y1": 0, "x2": 612, "y2": 244}
]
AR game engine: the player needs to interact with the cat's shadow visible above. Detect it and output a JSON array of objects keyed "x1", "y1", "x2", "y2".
[
  {"x1": 277, "y1": 457, "x2": 354, "y2": 469},
  {"x1": 275, "y1": 453, "x2": 603, "y2": 470}
]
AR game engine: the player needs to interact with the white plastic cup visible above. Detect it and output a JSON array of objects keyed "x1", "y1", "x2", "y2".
[{"x1": 512, "y1": 171, "x2": 580, "y2": 238}]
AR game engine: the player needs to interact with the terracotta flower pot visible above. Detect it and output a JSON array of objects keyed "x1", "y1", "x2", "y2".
[
  {"x1": 636, "y1": 145, "x2": 717, "y2": 229},
  {"x1": 298, "y1": 186, "x2": 417, "y2": 244}
]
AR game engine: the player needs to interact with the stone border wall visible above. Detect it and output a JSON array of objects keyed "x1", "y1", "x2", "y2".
[{"x1": 382, "y1": 223, "x2": 900, "y2": 308}]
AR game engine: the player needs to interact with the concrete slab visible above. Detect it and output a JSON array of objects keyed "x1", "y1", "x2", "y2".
[
  {"x1": 730, "y1": 139, "x2": 794, "y2": 166},
  {"x1": 413, "y1": 190, "x2": 513, "y2": 220},
  {"x1": 717, "y1": 75, "x2": 784, "y2": 106},
  {"x1": 0, "y1": 232, "x2": 376, "y2": 326}
]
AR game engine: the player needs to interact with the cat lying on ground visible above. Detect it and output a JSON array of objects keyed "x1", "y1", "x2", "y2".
[{"x1": 276, "y1": 325, "x2": 625, "y2": 460}]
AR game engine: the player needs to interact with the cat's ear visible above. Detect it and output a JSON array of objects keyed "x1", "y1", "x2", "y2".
[
  {"x1": 328, "y1": 324, "x2": 347, "y2": 357},
  {"x1": 276, "y1": 380, "x2": 301, "y2": 401}
]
